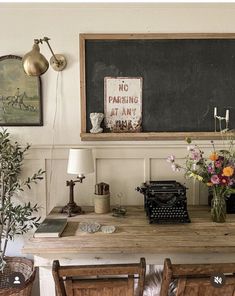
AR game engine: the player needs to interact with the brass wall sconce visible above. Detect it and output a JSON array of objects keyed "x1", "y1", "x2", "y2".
[{"x1": 23, "y1": 37, "x2": 67, "y2": 76}]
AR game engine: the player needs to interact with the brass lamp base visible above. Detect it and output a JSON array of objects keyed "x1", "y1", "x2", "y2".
[
  {"x1": 61, "y1": 202, "x2": 83, "y2": 217},
  {"x1": 63, "y1": 178, "x2": 85, "y2": 217}
]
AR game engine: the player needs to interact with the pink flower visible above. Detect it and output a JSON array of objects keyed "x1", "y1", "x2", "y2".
[
  {"x1": 215, "y1": 160, "x2": 222, "y2": 168},
  {"x1": 207, "y1": 165, "x2": 215, "y2": 174},
  {"x1": 167, "y1": 155, "x2": 175, "y2": 163},
  {"x1": 211, "y1": 175, "x2": 220, "y2": 184},
  {"x1": 191, "y1": 151, "x2": 202, "y2": 161}
]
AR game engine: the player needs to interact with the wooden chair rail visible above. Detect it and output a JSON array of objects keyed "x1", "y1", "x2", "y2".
[
  {"x1": 57, "y1": 262, "x2": 145, "y2": 277},
  {"x1": 172, "y1": 262, "x2": 235, "y2": 276}
]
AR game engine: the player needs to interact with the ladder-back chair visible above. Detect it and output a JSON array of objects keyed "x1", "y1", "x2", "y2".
[
  {"x1": 52, "y1": 258, "x2": 146, "y2": 296},
  {"x1": 160, "y1": 258, "x2": 235, "y2": 296}
]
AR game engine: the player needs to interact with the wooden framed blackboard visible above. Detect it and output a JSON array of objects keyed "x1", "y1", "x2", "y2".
[{"x1": 80, "y1": 33, "x2": 235, "y2": 141}]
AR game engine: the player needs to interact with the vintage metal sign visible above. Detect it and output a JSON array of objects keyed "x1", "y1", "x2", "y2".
[{"x1": 104, "y1": 77, "x2": 142, "y2": 132}]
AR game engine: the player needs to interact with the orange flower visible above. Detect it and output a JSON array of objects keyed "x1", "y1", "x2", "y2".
[
  {"x1": 223, "y1": 166, "x2": 234, "y2": 177},
  {"x1": 209, "y1": 152, "x2": 218, "y2": 161},
  {"x1": 207, "y1": 182, "x2": 213, "y2": 187}
]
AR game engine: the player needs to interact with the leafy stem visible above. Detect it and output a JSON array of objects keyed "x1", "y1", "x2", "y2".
[{"x1": 0, "y1": 129, "x2": 45, "y2": 271}]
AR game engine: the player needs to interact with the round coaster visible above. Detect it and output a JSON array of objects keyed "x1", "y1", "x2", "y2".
[
  {"x1": 79, "y1": 222, "x2": 101, "y2": 233},
  {"x1": 101, "y1": 225, "x2": 116, "y2": 234}
]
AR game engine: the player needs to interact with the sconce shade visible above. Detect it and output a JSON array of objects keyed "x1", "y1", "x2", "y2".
[
  {"x1": 67, "y1": 149, "x2": 94, "y2": 176},
  {"x1": 22, "y1": 43, "x2": 49, "y2": 76}
]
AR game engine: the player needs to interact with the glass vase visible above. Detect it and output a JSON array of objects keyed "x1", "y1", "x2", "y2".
[{"x1": 211, "y1": 188, "x2": 226, "y2": 223}]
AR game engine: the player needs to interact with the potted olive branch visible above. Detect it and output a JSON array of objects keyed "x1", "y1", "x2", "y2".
[{"x1": 0, "y1": 129, "x2": 44, "y2": 275}]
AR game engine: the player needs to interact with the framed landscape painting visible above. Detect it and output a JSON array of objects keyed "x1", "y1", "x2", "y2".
[{"x1": 0, "y1": 55, "x2": 42, "y2": 126}]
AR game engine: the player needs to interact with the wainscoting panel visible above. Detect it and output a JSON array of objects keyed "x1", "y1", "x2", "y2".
[{"x1": 96, "y1": 158, "x2": 145, "y2": 205}]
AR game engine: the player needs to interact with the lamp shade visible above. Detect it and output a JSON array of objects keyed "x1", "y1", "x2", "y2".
[
  {"x1": 22, "y1": 43, "x2": 49, "y2": 76},
  {"x1": 67, "y1": 148, "x2": 94, "y2": 175}
]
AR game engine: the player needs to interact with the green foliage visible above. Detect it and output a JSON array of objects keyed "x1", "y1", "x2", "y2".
[{"x1": 0, "y1": 129, "x2": 45, "y2": 271}]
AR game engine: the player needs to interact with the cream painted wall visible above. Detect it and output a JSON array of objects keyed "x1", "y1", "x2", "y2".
[{"x1": 1, "y1": 3, "x2": 235, "y2": 295}]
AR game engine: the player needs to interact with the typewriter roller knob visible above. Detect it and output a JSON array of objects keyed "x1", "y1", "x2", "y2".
[{"x1": 135, "y1": 186, "x2": 144, "y2": 193}]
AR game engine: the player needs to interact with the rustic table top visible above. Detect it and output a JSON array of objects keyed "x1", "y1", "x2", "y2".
[{"x1": 22, "y1": 206, "x2": 235, "y2": 255}]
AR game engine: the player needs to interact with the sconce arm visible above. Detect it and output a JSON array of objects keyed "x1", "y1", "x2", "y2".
[
  {"x1": 42, "y1": 37, "x2": 61, "y2": 66},
  {"x1": 34, "y1": 37, "x2": 60, "y2": 65},
  {"x1": 34, "y1": 36, "x2": 66, "y2": 71}
]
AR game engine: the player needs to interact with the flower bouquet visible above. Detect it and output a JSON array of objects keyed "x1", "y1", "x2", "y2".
[{"x1": 167, "y1": 138, "x2": 235, "y2": 223}]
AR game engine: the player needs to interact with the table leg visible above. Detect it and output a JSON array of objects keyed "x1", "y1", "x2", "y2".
[{"x1": 39, "y1": 266, "x2": 55, "y2": 296}]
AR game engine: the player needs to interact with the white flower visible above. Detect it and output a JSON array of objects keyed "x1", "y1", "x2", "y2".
[
  {"x1": 171, "y1": 164, "x2": 180, "y2": 172},
  {"x1": 187, "y1": 145, "x2": 195, "y2": 152},
  {"x1": 167, "y1": 155, "x2": 175, "y2": 163}
]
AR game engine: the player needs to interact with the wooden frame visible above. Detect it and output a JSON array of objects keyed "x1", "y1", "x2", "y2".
[
  {"x1": 80, "y1": 33, "x2": 235, "y2": 141},
  {"x1": 0, "y1": 55, "x2": 42, "y2": 126}
]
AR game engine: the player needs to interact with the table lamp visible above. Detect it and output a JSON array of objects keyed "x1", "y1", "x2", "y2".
[{"x1": 62, "y1": 148, "x2": 94, "y2": 217}]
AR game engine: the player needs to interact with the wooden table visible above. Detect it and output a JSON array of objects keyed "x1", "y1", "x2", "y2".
[{"x1": 22, "y1": 206, "x2": 235, "y2": 295}]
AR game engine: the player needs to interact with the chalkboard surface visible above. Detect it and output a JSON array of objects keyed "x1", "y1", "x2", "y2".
[{"x1": 85, "y1": 38, "x2": 235, "y2": 133}]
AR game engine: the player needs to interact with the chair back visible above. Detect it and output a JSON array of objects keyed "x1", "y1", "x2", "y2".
[
  {"x1": 53, "y1": 258, "x2": 146, "y2": 296},
  {"x1": 160, "y1": 258, "x2": 235, "y2": 296}
]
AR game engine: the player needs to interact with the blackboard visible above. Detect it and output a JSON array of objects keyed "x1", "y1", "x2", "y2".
[{"x1": 80, "y1": 34, "x2": 235, "y2": 137}]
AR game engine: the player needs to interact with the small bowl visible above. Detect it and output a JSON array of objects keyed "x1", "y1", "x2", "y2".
[{"x1": 112, "y1": 207, "x2": 126, "y2": 217}]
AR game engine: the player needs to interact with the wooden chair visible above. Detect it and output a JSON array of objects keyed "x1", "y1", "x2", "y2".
[
  {"x1": 52, "y1": 258, "x2": 146, "y2": 296},
  {"x1": 160, "y1": 258, "x2": 235, "y2": 296}
]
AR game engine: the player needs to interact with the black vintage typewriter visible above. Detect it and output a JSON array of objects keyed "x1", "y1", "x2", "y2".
[{"x1": 136, "y1": 180, "x2": 190, "y2": 224}]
